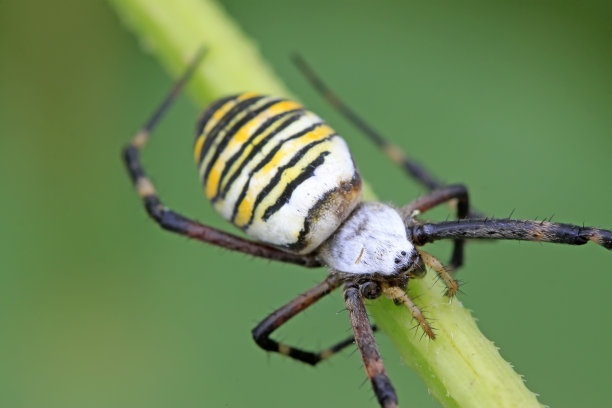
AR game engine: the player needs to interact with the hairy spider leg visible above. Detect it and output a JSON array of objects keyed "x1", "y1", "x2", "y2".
[
  {"x1": 252, "y1": 275, "x2": 376, "y2": 365},
  {"x1": 344, "y1": 283, "x2": 398, "y2": 408},
  {"x1": 402, "y1": 184, "x2": 470, "y2": 271},
  {"x1": 418, "y1": 250, "x2": 458, "y2": 298},
  {"x1": 292, "y1": 54, "x2": 484, "y2": 220},
  {"x1": 411, "y1": 218, "x2": 612, "y2": 250},
  {"x1": 382, "y1": 285, "x2": 435, "y2": 340}
]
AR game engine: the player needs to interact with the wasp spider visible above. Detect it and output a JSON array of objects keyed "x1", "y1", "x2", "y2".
[{"x1": 123, "y1": 50, "x2": 611, "y2": 408}]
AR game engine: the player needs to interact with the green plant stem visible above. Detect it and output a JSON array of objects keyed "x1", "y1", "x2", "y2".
[
  {"x1": 110, "y1": 0, "x2": 543, "y2": 406},
  {"x1": 110, "y1": 0, "x2": 293, "y2": 101}
]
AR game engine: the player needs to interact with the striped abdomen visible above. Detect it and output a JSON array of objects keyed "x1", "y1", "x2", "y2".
[{"x1": 194, "y1": 93, "x2": 362, "y2": 254}]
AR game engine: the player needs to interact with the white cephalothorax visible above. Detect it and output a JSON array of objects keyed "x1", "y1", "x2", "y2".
[{"x1": 318, "y1": 202, "x2": 416, "y2": 275}]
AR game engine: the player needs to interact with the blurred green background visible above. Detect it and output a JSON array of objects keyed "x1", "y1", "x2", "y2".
[{"x1": 1, "y1": 0, "x2": 611, "y2": 407}]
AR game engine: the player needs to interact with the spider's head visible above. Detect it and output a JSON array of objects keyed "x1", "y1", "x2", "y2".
[
  {"x1": 395, "y1": 249, "x2": 427, "y2": 279},
  {"x1": 318, "y1": 202, "x2": 427, "y2": 278}
]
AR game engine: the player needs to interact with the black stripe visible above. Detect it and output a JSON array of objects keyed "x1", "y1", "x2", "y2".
[
  {"x1": 285, "y1": 172, "x2": 360, "y2": 252},
  {"x1": 228, "y1": 122, "x2": 325, "y2": 223},
  {"x1": 288, "y1": 348, "x2": 320, "y2": 365},
  {"x1": 242, "y1": 137, "x2": 334, "y2": 228},
  {"x1": 197, "y1": 95, "x2": 266, "y2": 167},
  {"x1": 215, "y1": 108, "x2": 306, "y2": 201},
  {"x1": 284, "y1": 188, "x2": 334, "y2": 252},
  {"x1": 261, "y1": 151, "x2": 330, "y2": 221},
  {"x1": 202, "y1": 97, "x2": 284, "y2": 188},
  {"x1": 194, "y1": 95, "x2": 237, "y2": 147}
]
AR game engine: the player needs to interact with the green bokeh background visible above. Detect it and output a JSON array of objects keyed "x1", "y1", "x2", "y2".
[{"x1": 1, "y1": 1, "x2": 611, "y2": 407}]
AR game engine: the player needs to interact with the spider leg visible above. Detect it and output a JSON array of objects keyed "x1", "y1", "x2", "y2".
[
  {"x1": 344, "y1": 283, "x2": 398, "y2": 408},
  {"x1": 293, "y1": 56, "x2": 482, "y2": 216},
  {"x1": 123, "y1": 50, "x2": 320, "y2": 268},
  {"x1": 382, "y1": 285, "x2": 436, "y2": 340},
  {"x1": 293, "y1": 55, "x2": 440, "y2": 192},
  {"x1": 418, "y1": 250, "x2": 458, "y2": 297},
  {"x1": 252, "y1": 275, "x2": 375, "y2": 365},
  {"x1": 401, "y1": 184, "x2": 471, "y2": 270},
  {"x1": 411, "y1": 218, "x2": 612, "y2": 250}
]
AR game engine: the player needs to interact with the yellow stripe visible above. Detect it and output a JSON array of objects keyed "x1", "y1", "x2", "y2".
[
  {"x1": 194, "y1": 92, "x2": 260, "y2": 165},
  {"x1": 200, "y1": 94, "x2": 273, "y2": 180},
  {"x1": 258, "y1": 125, "x2": 334, "y2": 177},
  {"x1": 203, "y1": 95, "x2": 280, "y2": 198},
  {"x1": 215, "y1": 100, "x2": 304, "y2": 194},
  {"x1": 205, "y1": 92, "x2": 258, "y2": 134},
  {"x1": 193, "y1": 99, "x2": 235, "y2": 163},
  {"x1": 234, "y1": 131, "x2": 334, "y2": 226},
  {"x1": 251, "y1": 141, "x2": 332, "y2": 225},
  {"x1": 193, "y1": 134, "x2": 207, "y2": 163},
  {"x1": 205, "y1": 124, "x2": 257, "y2": 199},
  {"x1": 205, "y1": 168, "x2": 221, "y2": 199},
  {"x1": 266, "y1": 100, "x2": 303, "y2": 116}
]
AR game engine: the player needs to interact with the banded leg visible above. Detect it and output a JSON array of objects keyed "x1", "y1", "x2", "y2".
[
  {"x1": 402, "y1": 184, "x2": 470, "y2": 270},
  {"x1": 293, "y1": 55, "x2": 481, "y2": 218},
  {"x1": 383, "y1": 285, "x2": 435, "y2": 340},
  {"x1": 123, "y1": 50, "x2": 320, "y2": 268},
  {"x1": 344, "y1": 283, "x2": 398, "y2": 408},
  {"x1": 252, "y1": 275, "x2": 371, "y2": 365},
  {"x1": 410, "y1": 218, "x2": 612, "y2": 250},
  {"x1": 293, "y1": 55, "x2": 441, "y2": 191}
]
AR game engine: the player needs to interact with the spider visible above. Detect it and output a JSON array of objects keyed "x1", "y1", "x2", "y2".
[{"x1": 122, "y1": 50, "x2": 611, "y2": 408}]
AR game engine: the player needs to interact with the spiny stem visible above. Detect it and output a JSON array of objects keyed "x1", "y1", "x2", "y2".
[{"x1": 109, "y1": 0, "x2": 543, "y2": 406}]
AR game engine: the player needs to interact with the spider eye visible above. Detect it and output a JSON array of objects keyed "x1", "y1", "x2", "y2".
[{"x1": 359, "y1": 282, "x2": 382, "y2": 300}]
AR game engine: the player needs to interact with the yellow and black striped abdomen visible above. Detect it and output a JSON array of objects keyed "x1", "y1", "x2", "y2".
[{"x1": 194, "y1": 93, "x2": 362, "y2": 254}]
